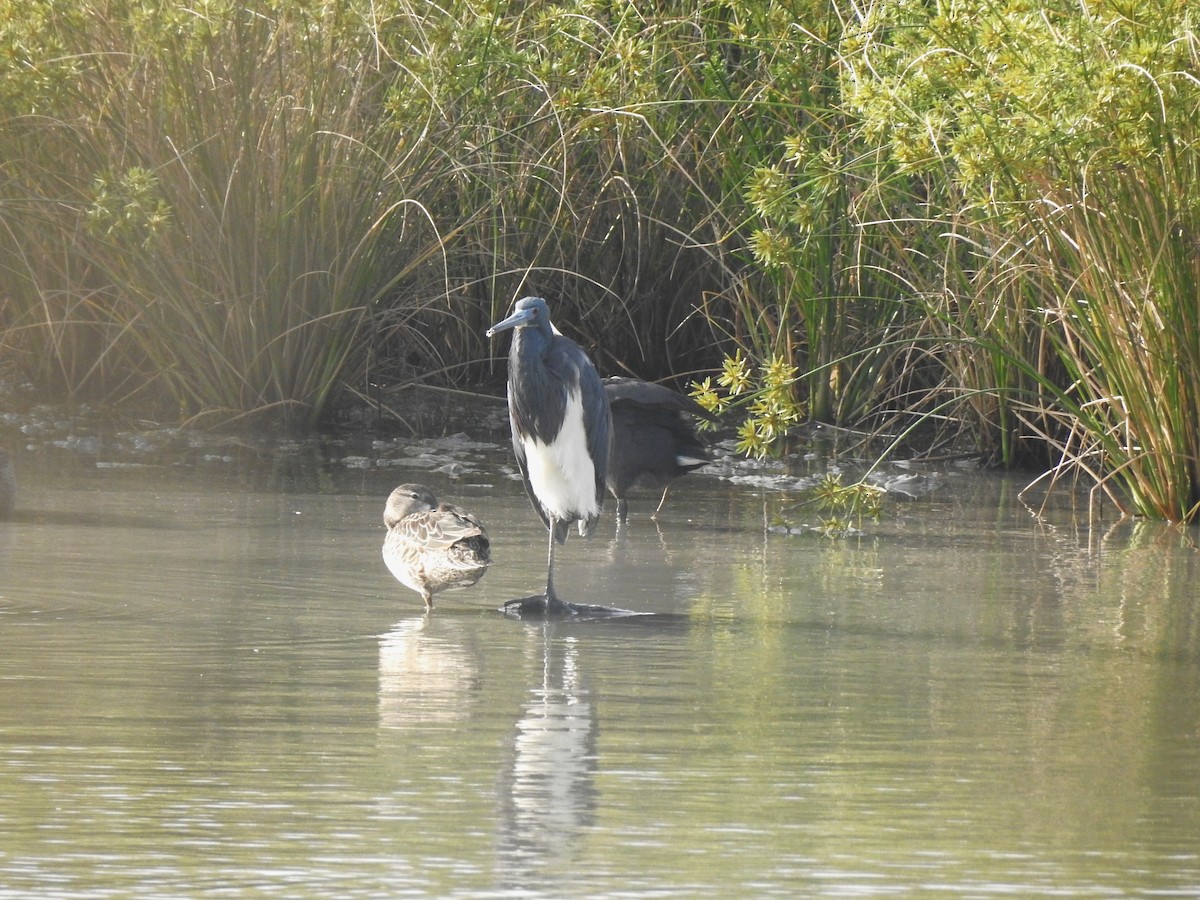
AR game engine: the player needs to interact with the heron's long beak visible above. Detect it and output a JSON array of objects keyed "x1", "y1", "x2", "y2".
[{"x1": 486, "y1": 307, "x2": 534, "y2": 338}]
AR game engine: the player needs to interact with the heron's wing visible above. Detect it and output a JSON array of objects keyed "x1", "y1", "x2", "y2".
[
  {"x1": 509, "y1": 383, "x2": 552, "y2": 533},
  {"x1": 543, "y1": 340, "x2": 610, "y2": 511},
  {"x1": 578, "y1": 357, "x2": 611, "y2": 509}
]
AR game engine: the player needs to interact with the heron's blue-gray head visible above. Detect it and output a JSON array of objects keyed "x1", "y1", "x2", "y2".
[{"x1": 486, "y1": 296, "x2": 552, "y2": 338}]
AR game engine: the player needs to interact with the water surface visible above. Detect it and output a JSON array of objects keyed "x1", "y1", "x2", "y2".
[{"x1": 1, "y1": 432, "x2": 1198, "y2": 897}]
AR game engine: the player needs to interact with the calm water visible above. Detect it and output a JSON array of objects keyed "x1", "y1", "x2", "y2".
[{"x1": 2, "y1": 429, "x2": 1199, "y2": 898}]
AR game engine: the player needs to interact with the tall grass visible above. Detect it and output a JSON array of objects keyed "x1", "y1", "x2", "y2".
[
  {"x1": 1, "y1": 1, "x2": 453, "y2": 426},
  {"x1": 376, "y1": 0, "x2": 747, "y2": 382},
  {"x1": 1033, "y1": 156, "x2": 1200, "y2": 521},
  {"x1": 831, "y1": 0, "x2": 1200, "y2": 517},
  {"x1": 2, "y1": 0, "x2": 1199, "y2": 519}
]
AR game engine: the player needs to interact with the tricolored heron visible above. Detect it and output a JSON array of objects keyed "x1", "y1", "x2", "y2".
[
  {"x1": 604, "y1": 376, "x2": 717, "y2": 521},
  {"x1": 487, "y1": 296, "x2": 611, "y2": 615},
  {"x1": 382, "y1": 483, "x2": 491, "y2": 610}
]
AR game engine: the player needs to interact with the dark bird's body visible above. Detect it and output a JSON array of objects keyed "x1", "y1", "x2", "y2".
[
  {"x1": 487, "y1": 296, "x2": 611, "y2": 615},
  {"x1": 604, "y1": 377, "x2": 717, "y2": 520},
  {"x1": 382, "y1": 484, "x2": 491, "y2": 609}
]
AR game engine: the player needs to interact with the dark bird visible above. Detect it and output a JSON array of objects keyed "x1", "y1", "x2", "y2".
[
  {"x1": 604, "y1": 376, "x2": 718, "y2": 521},
  {"x1": 0, "y1": 450, "x2": 14, "y2": 520},
  {"x1": 487, "y1": 296, "x2": 611, "y2": 615},
  {"x1": 382, "y1": 483, "x2": 491, "y2": 610}
]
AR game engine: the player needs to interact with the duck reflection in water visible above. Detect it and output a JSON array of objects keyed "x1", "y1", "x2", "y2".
[
  {"x1": 604, "y1": 376, "x2": 716, "y2": 522},
  {"x1": 378, "y1": 615, "x2": 478, "y2": 728},
  {"x1": 381, "y1": 483, "x2": 491, "y2": 610}
]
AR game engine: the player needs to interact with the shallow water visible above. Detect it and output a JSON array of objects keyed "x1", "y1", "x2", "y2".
[{"x1": 1, "y1": 429, "x2": 1199, "y2": 898}]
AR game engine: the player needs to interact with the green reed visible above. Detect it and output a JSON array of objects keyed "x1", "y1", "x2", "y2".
[
  {"x1": 1, "y1": 1, "x2": 453, "y2": 426},
  {"x1": 1032, "y1": 156, "x2": 1200, "y2": 521},
  {"x1": 379, "y1": 0, "x2": 749, "y2": 381},
  {"x1": 825, "y1": 0, "x2": 1200, "y2": 517},
  {"x1": 2, "y1": 0, "x2": 1199, "y2": 521}
]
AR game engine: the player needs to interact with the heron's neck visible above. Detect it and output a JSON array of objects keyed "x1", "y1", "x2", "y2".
[
  {"x1": 511, "y1": 325, "x2": 553, "y2": 372},
  {"x1": 510, "y1": 326, "x2": 570, "y2": 444}
]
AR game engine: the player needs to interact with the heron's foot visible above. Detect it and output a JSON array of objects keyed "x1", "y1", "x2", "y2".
[
  {"x1": 500, "y1": 593, "x2": 572, "y2": 618},
  {"x1": 500, "y1": 593, "x2": 647, "y2": 620}
]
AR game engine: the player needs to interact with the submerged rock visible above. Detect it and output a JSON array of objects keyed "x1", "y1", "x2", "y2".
[{"x1": 0, "y1": 449, "x2": 15, "y2": 519}]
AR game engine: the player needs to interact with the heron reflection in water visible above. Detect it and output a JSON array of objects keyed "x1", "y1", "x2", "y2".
[{"x1": 497, "y1": 629, "x2": 597, "y2": 876}]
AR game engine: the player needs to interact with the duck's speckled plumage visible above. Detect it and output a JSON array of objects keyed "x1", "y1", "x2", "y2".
[{"x1": 382, "y1": 484, "x2": 491, "y2": 609}]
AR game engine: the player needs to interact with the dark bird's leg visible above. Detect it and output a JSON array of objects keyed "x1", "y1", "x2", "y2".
[
  {"x1": 614, "y1": 503, "x2": 629, "y2": 536},
  {"x1": 651, "y1": 487, "x2": 670, "y2": 520},
  {"x1": 616, "y1": 498, "x2": 629, "y2": 523}
]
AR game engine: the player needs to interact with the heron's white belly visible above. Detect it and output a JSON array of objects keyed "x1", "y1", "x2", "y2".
[{"x1": 522, "y1": 390, "x2": 598, "y2": 521}]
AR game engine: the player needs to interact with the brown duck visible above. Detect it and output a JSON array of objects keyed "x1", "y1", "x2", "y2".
[{"x1": 382, "y1": 484, "x2": 491, "y2": 609}]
